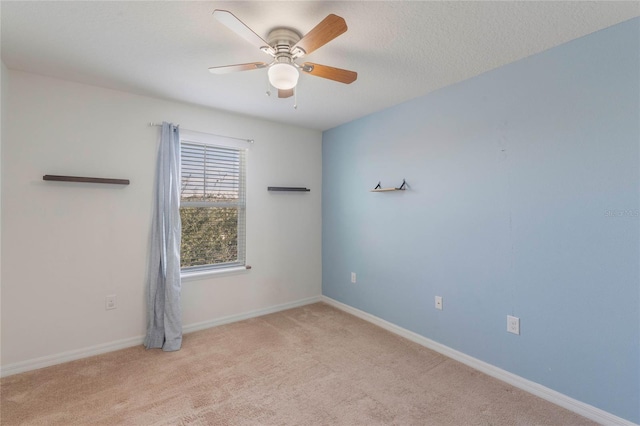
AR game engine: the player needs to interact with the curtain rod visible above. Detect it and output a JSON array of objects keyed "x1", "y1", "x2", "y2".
[{"x1": 148, "y1": 122, "x2": 254, "y2": 144}]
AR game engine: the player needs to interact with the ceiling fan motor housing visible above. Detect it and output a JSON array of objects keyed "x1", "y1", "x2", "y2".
[{"x1": 268, "y1": 28, "x2": 303, "y2": 63}]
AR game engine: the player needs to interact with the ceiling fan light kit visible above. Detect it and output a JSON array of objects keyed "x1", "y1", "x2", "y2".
[
  {"x1": 268, "y1": 63, "x2": 299, "y2": 90},
  {"x1": 210, "y1": 9, "x2": 357, "y2": 101}
]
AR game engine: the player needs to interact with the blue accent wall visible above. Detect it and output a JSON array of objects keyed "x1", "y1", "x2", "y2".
[{"x1": 322, "y1": 18, "x2": 639, "y2": 423}]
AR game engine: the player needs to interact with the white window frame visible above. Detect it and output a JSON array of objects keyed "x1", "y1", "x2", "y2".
[{"x1": 179, "y1": 129, "x2": 249, "y2": 281}]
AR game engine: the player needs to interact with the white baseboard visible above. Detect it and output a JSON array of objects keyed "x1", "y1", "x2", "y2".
[
  {"x1": 182, "y1": 296, "x2": 322, "y2": 334},
  {"x1": 0, "y1": 295, "x2": 322, "y2": 378},
  {"x1": 321, "y1": 296, "x2": 638, "y2": 426},
  {"x1": 0, "y1": 335, "x2": 145, "y2": 378}
]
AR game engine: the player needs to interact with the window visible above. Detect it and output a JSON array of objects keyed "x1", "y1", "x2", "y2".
[{"x1": 180, "y1": 140, "x2": 246, "y2": 272}]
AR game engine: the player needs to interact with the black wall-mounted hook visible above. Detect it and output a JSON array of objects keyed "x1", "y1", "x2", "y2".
[
  {"x1": 396, "y1": 179, "x2": 406, "y2": 190},
  {"x1": 374, "y1": 182, "x2": 382, "y2": 190}
]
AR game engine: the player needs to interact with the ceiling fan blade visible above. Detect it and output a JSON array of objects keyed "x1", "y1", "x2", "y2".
[
  {"x1": 213, "y1": 10, "x2": 274, "y2": 55},
  {"x1": 208, "y1": 62, "x2": 269, "y2": 74},
  {"x1": 301, "y1": 63, "x2": 357, "y2": 84},
  {"x1": 292, "y1": 14, "x2": 347, "y2": 57},
  {"x1": 278, "y1": 89, "x2": 294, "y2": 98}
]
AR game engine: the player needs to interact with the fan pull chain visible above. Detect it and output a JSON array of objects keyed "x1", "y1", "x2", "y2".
[
  {"x1": 293, "y1": 86, "x2": 298, "y2": 110},
  {"x1": 265, "y1": 74, "x2": 271, "y2": 97}
]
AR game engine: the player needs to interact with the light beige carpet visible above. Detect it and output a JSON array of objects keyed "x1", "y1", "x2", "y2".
[{"x1": 1, "y1": 303, "x2": 595, "y2": 425}]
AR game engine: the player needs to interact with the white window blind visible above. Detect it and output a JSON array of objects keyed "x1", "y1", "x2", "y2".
[{"x1": 180, "y1": 141, "x2": 246, "y2": 271}]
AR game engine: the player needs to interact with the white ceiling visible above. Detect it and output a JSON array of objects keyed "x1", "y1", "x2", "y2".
[{"x1": 2, "y1": 1, "x2": 638, "y2": 131}]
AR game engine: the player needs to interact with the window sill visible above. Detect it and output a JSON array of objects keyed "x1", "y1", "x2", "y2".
[{"x1": 181, "y1": 266, "x2": 250, "y2": 282}]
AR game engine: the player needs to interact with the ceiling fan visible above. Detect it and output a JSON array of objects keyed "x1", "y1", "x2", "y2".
[{"x1": 209, "y1": 10, "x2": 357, "y2": 99}]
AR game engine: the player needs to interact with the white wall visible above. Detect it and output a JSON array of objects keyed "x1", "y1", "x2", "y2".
[
  {"x1": 1, "y1": 70, "x2": 322, "y2": 370},
  {"x1": 0, "y1": 61, "x2": 7, "y2": 367}
]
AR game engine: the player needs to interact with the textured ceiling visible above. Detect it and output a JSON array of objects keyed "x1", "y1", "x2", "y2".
[{"x1": 2, "y1": 1, "x2": 638, "y2": 131}]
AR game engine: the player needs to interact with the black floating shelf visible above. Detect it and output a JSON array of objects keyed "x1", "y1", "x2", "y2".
[
  {"x1": 268, "y1": 186, "x2": 310, "y2": 192},
  {"x1": 43, "y1": 175, "x2": 130, "y2": 185}
]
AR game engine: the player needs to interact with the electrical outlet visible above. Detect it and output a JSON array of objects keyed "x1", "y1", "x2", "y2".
[
  {"x1": 435, "y1": 296, "x2": 443, "y2": 310},
  {"x1": 507, "y1": 315, "x2": 520, "y2": 335},
  {"x1": 351, "y1": 272, "x2": 357, "y2": 283},
  {"x1": 106, "y1": 295, "x2": 117, "y2": 310}
]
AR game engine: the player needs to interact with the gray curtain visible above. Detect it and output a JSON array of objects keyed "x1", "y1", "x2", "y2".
[{"x1": 144, "y1": 122, "x2": 182, "y2": 351}]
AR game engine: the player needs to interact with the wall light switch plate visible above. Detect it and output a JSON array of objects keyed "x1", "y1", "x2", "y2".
[
  {"x1": 507, "y1": 315, "x2": 520, "y2": 335},
  {"x1": 351, "y1": 272, "x2": 356, "y2": 283},
  {"x1": 106, "y1": 295, "x2": 117, "y2": 310}
]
